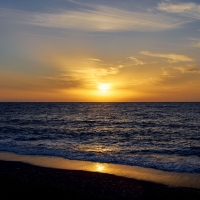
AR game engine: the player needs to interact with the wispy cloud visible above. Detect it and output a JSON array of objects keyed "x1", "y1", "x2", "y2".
[
  {"x1": 21, "y1": 32, "x2": 65, "y2": 40},
  {"x1": 192, "y1": 42, "x2": 200, "y2": 47},
  {"x1": 191, "y1": 39, "x2": 200, "y2": 48},
  {"x1": 88, "y1": 58, "x2": 102, "y2": 62},
  {"x1": 140, "y1": 51, "x2": 194, "y2": 63},
  {"x1": 131, "y1": 77, "x2": 164, "y2": 86},
  {"x1": 129, "y1": 57, "x2": 146, "y2": 65},
  {"x1": 0, "y1": 5, "x2": 184, "y2": 32},
  {"x1": 158, "y1": 2, "x2": 196, "y2": 13},
  {"x1": 157, "y1": 2, "x2": 200, "y2": 20},
  {"x1": 161, "y1": 67, "x2": 171, "y2": 77},
  {"x1": 175, "y1": 65, "x2": 200, "y2": 73},
  {"x1": 188, "y1": 38, "x2": 200, "y2": 48},
  {"x1": 72, "y1": 64, "x2": 123, "y2": 78},
  {"x1": 40, "y1": 75, "x2": 84, "y2": 89},
  {"x1": 32, "y1": 6, "x2": 185, "y2": 31}
]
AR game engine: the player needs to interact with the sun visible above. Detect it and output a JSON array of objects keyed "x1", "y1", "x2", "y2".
[{"x1": 98, "y1": 83, "x2": 110, "y2": 92}]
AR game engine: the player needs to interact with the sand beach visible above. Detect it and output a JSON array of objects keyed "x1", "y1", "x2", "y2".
[{"x1": 0, "y1": 156, "x2": 200, "y2": 199}]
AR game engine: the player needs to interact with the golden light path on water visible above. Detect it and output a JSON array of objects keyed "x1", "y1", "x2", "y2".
[{"x1": 0, "y1": 152, "x2": 200, "y2": 189}]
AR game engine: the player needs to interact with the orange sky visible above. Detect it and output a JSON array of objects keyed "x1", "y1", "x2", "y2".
[{"x1": 1, "y1": 0, "x2": 200, "y2": 101}]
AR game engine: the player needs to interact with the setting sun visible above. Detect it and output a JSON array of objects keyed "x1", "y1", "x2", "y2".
[
  {"x1": 98, "y1": 83, "x2": 110, "y2": 92},
  {"x1": 1, "y1": 0, "x2": 200, "y2": 103}
]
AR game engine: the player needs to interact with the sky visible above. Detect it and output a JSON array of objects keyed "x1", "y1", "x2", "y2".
[{"x1": 0, "y1": 0, "x2": 200, "y2": 102}]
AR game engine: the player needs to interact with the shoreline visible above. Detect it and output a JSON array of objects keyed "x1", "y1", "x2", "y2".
[
  {"x1": 0, "y1": 160, "x2": 200, "y2": 199},
  {"x1": 0, "y1": 151, "x2": 200, "y2": 189}
]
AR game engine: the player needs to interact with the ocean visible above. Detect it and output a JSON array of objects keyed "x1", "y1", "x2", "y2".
[{"x1": 0, "y1": 102, "x2": 200, "y2": 173}]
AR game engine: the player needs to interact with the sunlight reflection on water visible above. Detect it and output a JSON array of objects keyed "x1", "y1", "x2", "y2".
[{"x1": 96, "y1": 164, "x2": 105, "y2": 172}]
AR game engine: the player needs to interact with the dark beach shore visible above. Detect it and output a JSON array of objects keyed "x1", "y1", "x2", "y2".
[{"x1": 0, "y1": 160, "x2": 200, "y2": 200}]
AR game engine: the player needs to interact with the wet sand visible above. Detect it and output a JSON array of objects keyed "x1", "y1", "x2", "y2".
[{"x1": 0, "y1": 160, "x2": 200, "y2": 200}]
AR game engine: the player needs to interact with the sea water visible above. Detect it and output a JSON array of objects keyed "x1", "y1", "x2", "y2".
[{"x1": 0, "y1": 102, "x2": 200, "y2": 173}]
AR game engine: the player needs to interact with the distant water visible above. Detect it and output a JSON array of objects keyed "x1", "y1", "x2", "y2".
[{"x1": 0, "y1": 102, "x2": 200, "y2": 173}]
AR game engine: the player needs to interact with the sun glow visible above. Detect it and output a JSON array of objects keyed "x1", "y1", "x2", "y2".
[
  {"x1": 98, "y1": 83, "x2": 110, "y2": 92},
  {"x1": 96, "y1": 164, "x2": 105, "y2": 172}
]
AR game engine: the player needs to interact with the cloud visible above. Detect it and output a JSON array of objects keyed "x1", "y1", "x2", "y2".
[
  {"x1": 188, "y1": 38, "x2": 200, "y2": 48},
  {"x1": 88, "y1": 58, "x2": 102, "y2": 62},
  {"x1": 39, "y1": 75, "x2": 85, "y2": 89},
  {"x1": 0, "y1": 5, "x2": 184, "y2": 32},
  {"x1": 193, "y1": 42, "x2": 200, "y2": 47},
  {"x1": 129, "y1": 57, "x2": 146, "y2": 65},
  {"x1": 140, "y1": 51, "x2": 194, "y2": 63},
  {"x1": 72, "y1": 65, "x2": 123, "y2": 78},
  {"x1": 131, "y1": 77, "x2": 164, "y2": 86},
  {"x1": 157, "y1": 2, "x2": 200, "y2": 20},
  {"x1": 32, "y1": 6, "x2": 185, "y2": 31},
  {"x1": 175, "y1": 65, "x2": 200, "y2": 73},
  {"x1": 193, "y1": 42, "x2": 200, "y2": 48},
  {"x1": 158, "y1": 2, "x2": 196, "y2": 13},
  {"x1": 192, "y1": 41, "x2": 200, "y2": 48},
  {"x1": 161, "y1": 67, "x2": 171, "y2": 76}
]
